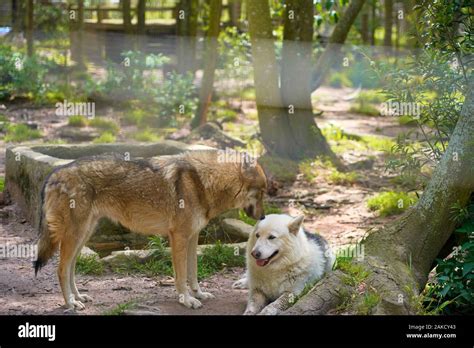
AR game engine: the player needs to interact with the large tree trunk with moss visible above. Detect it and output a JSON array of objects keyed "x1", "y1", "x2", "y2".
[
  {"x1": 281, "y1": 79, "x2": 474, "y2": 315},
  {"x1": 247, "y1": 0, "x2": 342, "y2": 164},
  {"x1": 176, "y1": 0, "x2": 198, "y2": 74},
  {"x1": 191, "y1": 0, "x2": 222, "y2": 129},
  {"x1": 311, "y1": 0, "x2": 366, "y2": 91},
  {"x1": 12, "y1": 0, "x2": 24, "y2": 34}
]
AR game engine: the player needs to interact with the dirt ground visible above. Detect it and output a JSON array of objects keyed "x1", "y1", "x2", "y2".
[{"x1": 0, "y1": 87, "x2": 413, "y2": 315}]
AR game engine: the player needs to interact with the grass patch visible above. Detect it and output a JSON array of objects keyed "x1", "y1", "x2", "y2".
[
  {"x1": 299, "y1": 160, "x2": 319, "y2": 182},
  {"x1": 68, "y1": 115, "x2": 88, "y2": 127},
  {"x1": 238, "y1": 203, "x2": 282, "y2": 226},
  {"x1": 360, "y1": 135, "x2": 395, "y2": 152},
  {"x1": 198, "y1": 242, "x2": 245, "y2": 279},
  {"x1": 122, "y1": 109, "x2": 146, "y2": 126},
  {"x1": 327, "y1": 72, "x2": 353, "y2": 88},
  {"x1": 336, "y1": 258, "x2": 370, "y2": 286},
  {"x1": 0, "y1": 177, "x2": 4, "y2": 192},
  {"x1": 131, "y1": 128, "x2": 161, "y2": 142},
  {"x1": 357, "y1": 290, "x2": 381, "y2": 315},
  {"x1": 76, "y1": 255, "x2": 104, "y2": 275},
  {"x1": 328, "y1": 170, "x2": 359, "y2": 185},
  {"x1": 114, "y1": 237, "x2": 245, "y2": 280},
  {"x1": 89, "y1": 118, "x2": 119, "y2": 134},
  {"x1": 93, "y1": 131, "x2": 116, "y2": 144},
  {"x1": 4, "y1": 124, "x2": 42, "y2": 142},
  {"x1": 349, "y1": 103, "x2": 380, "y2": 116},
  {"x1": 322, "y1": 124, "x2": 361, "y2": 142},
  {"x1": 104, "y1": 301, "x2": 136, "y2": 315},
  {"x1": 349, "y1": 90, "x2": 384, "y2": 116},
  {"x1": 241, "y1": 87, "x2": 256, "y2": 101},
  {"x1": 367, "y1": 191, "x2": 418, "y2": 217}
]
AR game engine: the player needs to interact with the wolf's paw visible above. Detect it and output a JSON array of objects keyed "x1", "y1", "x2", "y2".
[
  {"x1": 232, "y1": 278, "x2": 248, "y2": 289},
  {"x1": 243, "y1": 309, "x2": 256, "y2": 315},
  {"x1": 64, "y1": 300, "x2": 86, "y2": 313},
  {"x1": 179, "y1": 294, "x2": 202, "y2": 309},
  {"x1": 193, "y1": 290, "x2": 215, "y2": 300},
  {"x1": 77, "y1": 294, "x2": 93, "y2": 302}
]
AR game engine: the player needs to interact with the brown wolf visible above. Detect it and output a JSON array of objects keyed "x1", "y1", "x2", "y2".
[{"x1": 34, "y1": 150, "x2": 267, "y2": 311}]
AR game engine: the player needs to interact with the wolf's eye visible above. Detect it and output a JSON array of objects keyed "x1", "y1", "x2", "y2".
[{"x1": 268, "y1": 235, "x2": 276, "y2": 240}]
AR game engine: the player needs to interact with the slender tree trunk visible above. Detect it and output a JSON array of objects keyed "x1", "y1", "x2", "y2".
[
  {"x1": 136, "y1": 0, "x2": 146, "y2": 50},
  {"x1": 311, "y1": 0, "x2": 366, "y2": 91},
  {"x1": 369, "y1": 0, "x2": 376, "y2": 45},
  {"x1": 122, "y1": 0, "x2": 132, "y2": 34},
  {"x1": 228, "y1": 0, "x2": 241, "y2": 27},
  {"x1": 361, "y1": 7, "x2": 369, "y2": 44},
  {"x1": 283, "y1": 78, "x2": 474, "y2": 315},
  {"x1": 191, "y1": 0, "x2": 222, "y2": 129},
  {"x1": 76, "y1": 0, "x2": 85, "y2": 69},
  {"x1": 383, "y1": 0, "x2": 393, "y2": 47},
  {"x1": 176, "y1": 0, "x2": 198, "y2": 74},
  {"x1": 12, "y1": 0, "x2": 24, "y2": 33},
  {"x1": 26, "y1": 0, "x2": 33, "y2": 57}
]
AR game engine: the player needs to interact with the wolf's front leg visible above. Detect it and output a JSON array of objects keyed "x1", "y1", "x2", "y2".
[
  {"x1": 244, "y1": 290, "x2": 267, "y2": 315},
  {"x1": 187, "y1": 232, "x2": 214, "y2": 300},
  {"x1": 169, "y1": 231, "x2": 202, "y2": 309}
]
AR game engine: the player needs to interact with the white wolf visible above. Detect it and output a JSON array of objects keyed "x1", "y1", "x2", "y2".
[{"x1": 233, "y1": 214, "x2": 335, "y2": 315}]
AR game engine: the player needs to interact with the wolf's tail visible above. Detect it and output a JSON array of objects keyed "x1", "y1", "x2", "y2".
[{"x1": 34, "y1": 182, "x2": 59, "y2": 276}]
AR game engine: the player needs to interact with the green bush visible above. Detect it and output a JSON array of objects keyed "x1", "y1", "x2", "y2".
[
  {"x1": 367, "y1": 191, "x2": 417, "y2": 217},
  {"x1": 93, "y1": 132, "x2": 116, "y2": 144},
  {"x1": 68, "y1": 115, "x2": 88, "y2": 127},
  {"x1": 76, "y1": 255, "x2": 104, "y2": 275},
  {"x1": 4, "y1": 124, "x2": 42, "y2": 142},
  {"x1": 89, "y1": 118, "x2": 119, "y2": 134},
  {"x1": 0, "y1": 45, "x2": 50, "y2": 102},
  {"x1": 328, "y1": 72, "x2": 353, "y2": 88},
  {"x1": 422, "y1": 201, "x2": 474, "y2": 314}
]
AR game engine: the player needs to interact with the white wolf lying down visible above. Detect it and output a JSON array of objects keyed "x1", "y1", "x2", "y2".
[{"x1": 233, "y1": 214, "x2": 335, "y2": 315}]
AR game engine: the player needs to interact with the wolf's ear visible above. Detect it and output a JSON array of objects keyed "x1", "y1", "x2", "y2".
[
  {"x1": 288, "y1": 215, "x2": 304, "y2": 235},
  {"x1": 240, "y1": 154, "x2": 256, "y2": 174}
]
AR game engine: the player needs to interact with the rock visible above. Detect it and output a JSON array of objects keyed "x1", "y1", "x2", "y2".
[
  {"x1": 57, "y1": 126, "x2": 101, "y2": 141},
  {"x1": 197, "y1": 242, "x2": 247, "y2": 256},
  {"x1": 184, "y1": 123, "x2": 246, "y2": 148},
  {"x1": 100, "y1": 249, "x2": 156, "y2": 268},
  {"x1": 80, "y1": 246, "x2": 99, "y2": 259},
  {"x1": 221, "y1": 218, "x2": 253, "y2": 242}
]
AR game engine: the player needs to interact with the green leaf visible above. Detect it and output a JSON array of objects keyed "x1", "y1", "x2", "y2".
[{"x1": 462, "y1": 262, "x2": 474, "y2": 277}]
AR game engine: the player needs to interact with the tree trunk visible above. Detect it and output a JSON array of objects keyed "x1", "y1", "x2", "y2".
[
  {"x1": 176, "y1": 0, "x2": 198, "y2": 74},
  {"x1": 282, "y1": 78, "x2": 474, "y2": 315},
  {"x1": 361, "y1": 7, "x2": 369, "y2": 44},
  {"x1": 246, "y1": 0, "x2": 293, "y2": 158},
  {"x1": 281, "y1": 0, "x2": 343, "y2": 165},
  {"x1": 136, "y1": 0, "x2": 146, "y2": 50},
  {"x1": 12, "y1": 0, "x2": 24, "y2": 33},
  {"x1": 311, "y1": 0, "x2": 366, "y2": 91},
  {"x1": 369, "y1": 0, "x2": 376, "y2": 45},
  {"x1": 122, "y1": 0, "x2": 132, "y2": 34},
  {"x1": 76, "y1": 0, "x2": 85, "y2": 69},
  {"x1": 383, "y1": 0, "x2": 393, "y2": 47},
  {"x1": 228, "y1": 0, "x2": 241, "y2": 27},
  {"x1": 26, "y1": 0, "x2": 33, "y2": 57},
  {"x1": 191, "y1": 0, "x2": 222, "y2": 129}
]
